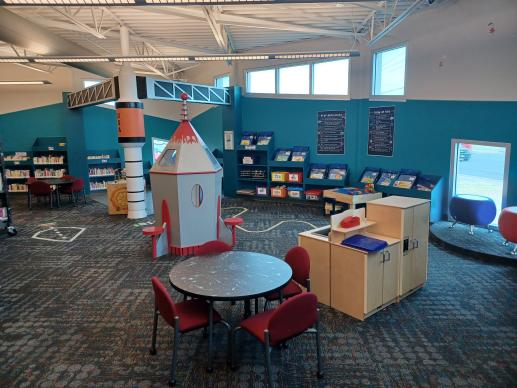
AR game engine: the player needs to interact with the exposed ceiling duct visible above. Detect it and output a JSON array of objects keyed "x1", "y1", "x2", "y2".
[{"x1": 0, "y1": 8, "x2": 115, "y2": 77}]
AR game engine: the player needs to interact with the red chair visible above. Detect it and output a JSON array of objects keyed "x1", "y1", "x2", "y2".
[
  {"x1": 28, "y1": 181, "x2": 53, "y2": 209},
  {"x1": 60, "y1": 177, "x2": 86, "y2": 205},
  {"x1": 197, "y1": 240, "x2": 232, "y2": 256},
  {"x1": 231, "y1": 292, "x2": 323, "y2": 387},
  {"x1": 149, "y1": 277, "x2": 230, "y2": 386},
  {"x1": 264, "y1": 246, "x2": 311, "y2": 310}
]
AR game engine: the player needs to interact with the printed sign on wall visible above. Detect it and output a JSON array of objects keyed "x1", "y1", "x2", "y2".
[
  {"x1": 317, "y1": 111, "x2": 346, "y2": 154},
  {"x1": 368, "y1": 106, "x2": 395, "y2": 157},
  {"x1": 224, "y1": 130, "x2": 234, "y2": 151}
]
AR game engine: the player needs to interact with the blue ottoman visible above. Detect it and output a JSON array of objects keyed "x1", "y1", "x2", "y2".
[{"x1": 449, "y1": 194, "x2": 496, "y2": 234}]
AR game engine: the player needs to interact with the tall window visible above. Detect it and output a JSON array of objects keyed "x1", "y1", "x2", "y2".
[
  {"x1": 450, "y1": 139, "x2": 511, "y2": 224},
  {"x1": 313, "y1": 59, "x2": 349, "y2": 95},
  {"x1": 83, "y1": 80, "x2": 115, "y2": 106},
  {"x1": 372, "y1": 45, "x2": 407, "y2": 96},
  {"x1": 246, "y1": 59, "x2": 350, "y2": 96},
  {"x1": 247, "y1": 69, "x2": 276, "y2": 94},
  {"x1": 214, "y1": 74, "x2": 230, "y2": 88},
  {"x1": 279, "y1": 64, "x2": 310, "y2": 94}
]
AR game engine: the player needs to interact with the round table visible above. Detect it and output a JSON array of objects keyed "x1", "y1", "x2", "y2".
[
  {"x1": 169, "y1": 251, "x2": 292, "y2": 371},
  {"x1": 28, "y1": 178, "x2": 73, "y2": 208}
]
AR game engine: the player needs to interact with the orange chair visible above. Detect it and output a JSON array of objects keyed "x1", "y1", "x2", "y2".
[
  {"x1": 150, "y1": 277, "x2": 230, "y2": 386},
  {"x1": 231, "y1": 292, "x2": 323, "y2": 387}
]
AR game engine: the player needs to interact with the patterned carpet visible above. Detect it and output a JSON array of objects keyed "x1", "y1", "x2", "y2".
[{"x1": 1, "y1": 196, "x2": 516, "y2": 387}]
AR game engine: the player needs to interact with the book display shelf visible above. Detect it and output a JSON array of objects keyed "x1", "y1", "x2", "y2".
[
  {"x1": 32, "y1": 137, "x2": 68, "y2": 180},
  {"x1": 234, "y1": 133, "x2": 347, "y2": 202},
  {"x1": 87, "y1": 150, "x2": 122, "y2": 192}
]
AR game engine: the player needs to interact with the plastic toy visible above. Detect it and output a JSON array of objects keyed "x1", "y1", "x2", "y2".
[{"x1": 340, "y1": 216, "x2": 360, "y2": 228}]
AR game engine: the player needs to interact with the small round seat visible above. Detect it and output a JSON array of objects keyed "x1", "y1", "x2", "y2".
[
  {"x1": 143, "y1": 226, "x2": 164, "y2": 236},
  {"x1": 449, "y1": 194, "x2": 496, "y2": 234},
  {"x1": 499, "y1": 207, "x2": 517, "y2": 255},
  {"x1": 224, "y1": 217, "x2": 243, "y2": 247}
]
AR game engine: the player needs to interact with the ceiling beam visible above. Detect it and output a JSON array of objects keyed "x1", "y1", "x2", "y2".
[
  {"x1": 203, "y1": 6, "x2": 229, "y2": 52},
  {"x1": 52, "y1": 7, "x2": 106, "y2": 39},
  {"x1": 137, "y1": 7, "x2": 355, "y2": 37},
  {"x1": 368, "y1": 0, "x2": 427, "y2": 46}
]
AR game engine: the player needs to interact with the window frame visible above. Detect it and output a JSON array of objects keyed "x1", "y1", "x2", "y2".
[
  {"x1": 214, "y1": 74, "x2": 230, "y2": 88},
  {"x1": 448, "y1": 139, "x2": 511, "y2": 223},
  {"x1": 245, "y1": 58, "x2": 351, "y2": 100},
  {"x1": 370, "y1": 43, "x2": 408, "y2": 101}
]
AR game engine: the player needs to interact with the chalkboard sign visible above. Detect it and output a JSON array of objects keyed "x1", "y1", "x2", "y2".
[
  {"x1": 317, "y1": 111, "x2": 345, "y2": 155},
  {"x1": 368, "y1": 106, "x2": 395, "y2": 157}
]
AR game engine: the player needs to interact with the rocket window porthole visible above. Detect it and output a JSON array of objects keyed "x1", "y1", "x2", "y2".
[
  {"x1": 158, "y1": 149, "x2": 177, "y2": 167},
  {"x1": 191, "y1": 184, "x2": 204, "y2": 208}
]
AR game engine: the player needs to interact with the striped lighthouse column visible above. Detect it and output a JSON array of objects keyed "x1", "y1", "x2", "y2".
[{"x1": 116, "y1": 26, "x2": 147, "y2": 219}]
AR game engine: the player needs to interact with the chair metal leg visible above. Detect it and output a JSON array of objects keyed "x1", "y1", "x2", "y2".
[
  {"x1": 149, "y1": 309, "x2": 158, "y2": 355},
  {"x1": 28, "y1": 193, "x2": 32, "y2": 210},
  {"x1": 83, "y1": 188, "x2": 87, "y2": 204},
  {"x1": 255, "y1": 298, "x2": 259, "y2": 315},
  {"x1": 263, "y1": 300, "x2": 270, "y2": 312},
  {"x1": 512, "y1": 245, "x2": 517, "y2": 256},
  {"x1": 306, "y1": 278, "x2": 311, "y2": 292},
  {"x1": 449, "y1": 221, "x2": 457, "y2": 229},
  {"x1": 503, "y1": 240, "x2": 509, "y2": 246},
  {"x1": 263, "y1": 331, "x2": 273, "y2": 387},
  {"x1": 169, "y1": 317, "x2": 180, "y2": 386},
  {"x1": 315, "y1": 309, "x2": 323, "y2": 379},
  {"x1": 230, "y1": 326, "x2": 242, "y2": 369},
  {"x1": 217, "y1": 320, "x2": 232, "y2": 364},
  {"x1": 207, "y1": 300, "x2": 214, "y2": 372},
  {"x1": 469, "y1": 225, "x2": 475, "y2": 235}
]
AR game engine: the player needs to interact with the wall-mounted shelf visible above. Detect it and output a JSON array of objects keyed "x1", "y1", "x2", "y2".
[{"x1": 86, "y1": 150, "x2": 122, "y2": 193}]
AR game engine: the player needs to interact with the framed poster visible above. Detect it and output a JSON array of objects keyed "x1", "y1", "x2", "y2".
[
  {"x1": 368, "y1": 106, "x2": 395, "y2": 157},
  {"x1": 317, "y1": 111, "x2": 345, "y2": 155},
  {"x1": 224, "y1": 130, "x2": 234, "y2": 151}
]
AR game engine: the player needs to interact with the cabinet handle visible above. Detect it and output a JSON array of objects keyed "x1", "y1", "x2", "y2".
[
  {"x1": 381, "y1": 251, "x2": 386, "y2": 263},
  {"x1": 384, "y1": 251, "x2": 391, "y2": 262},
  {"x1": 413, "y1": 239, "x2": 419, "y2": 249}
]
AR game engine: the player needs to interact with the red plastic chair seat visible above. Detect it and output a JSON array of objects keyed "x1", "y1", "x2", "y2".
[
  {"x1": 224, "y1": 217, "x2": 244, "y2": 226},
  {"x1": 143, "y1": 226, "x2": 165, "y2": 236},
  {"x1": 499, "y1": 207, "x2": 517, "y2": 243},
  {"x1": 240, "y1": 309, "x2": 277, "y2": 344},
  {"x1": 264, "y1": 280, "x2": 303, "y2": 301},
  {"x1": 176, "y1": 299, "x2": 222, "y2": 333}
]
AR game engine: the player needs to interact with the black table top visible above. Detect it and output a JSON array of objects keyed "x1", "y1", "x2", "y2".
[
  {"x1": 169, "y1": 251, "x2": 292, "y2": 301},
  {"x1": 32, "y1": 178, "x2": 72, "y2": 185}
]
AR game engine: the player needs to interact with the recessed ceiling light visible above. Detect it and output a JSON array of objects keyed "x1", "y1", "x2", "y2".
[{"x1": 0, "y1": 80, "x2": 51, "y2": 85}]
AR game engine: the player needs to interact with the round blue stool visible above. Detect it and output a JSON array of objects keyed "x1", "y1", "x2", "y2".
[{"x1": 449, "y1": 194, "x2": 496, "y2": 235}]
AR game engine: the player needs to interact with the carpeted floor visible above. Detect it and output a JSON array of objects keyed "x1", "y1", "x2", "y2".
[{"x1": 1, "y1": 196, "x2": 516, "y2": 387}]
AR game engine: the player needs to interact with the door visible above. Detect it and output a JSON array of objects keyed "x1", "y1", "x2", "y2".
[
  {"x1": 450, "y1": 140, "x2": 511, "y2": 224},
  {"x1": 411, "y1": 203, "x2": 430, "y2": 289},
  {"x1": 382, "y1": 245, "x2": 399, "y2": 304}
]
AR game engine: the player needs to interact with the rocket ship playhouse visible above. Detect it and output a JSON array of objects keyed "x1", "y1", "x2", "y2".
[{"x1": 149, "y1": 93, "x2": 237, "y2": 256}]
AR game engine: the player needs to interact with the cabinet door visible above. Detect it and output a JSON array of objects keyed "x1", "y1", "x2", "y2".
[
  {"x1": 400, "y1": 208, "x2": 414, "y2": 295},
  {"x1": 299, "y1": 236, "x2": 331, "y2": 306},
  {"x1": 382, "y1": 244, "x2": 399, "y2": 305},
  {"x1": 411, "y1": 203, "x2": 430, "y2": 289},
  {"x1": 365, "y1": 251, "x2": 383, "y2": 314}
]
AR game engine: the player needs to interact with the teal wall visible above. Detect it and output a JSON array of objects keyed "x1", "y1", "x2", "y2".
[
  {"x1": 191, "y1": 106, "x2": 224, "y2": 153},
  {"x1": 82, "y1": 106, "x2": 179, "y2": 167},
  {"x1": 240, "y1": 97, "x2": 517, "y2": 214},
  {"x1": 0, "y1": 103, "x2": 66, "y2": 150}
]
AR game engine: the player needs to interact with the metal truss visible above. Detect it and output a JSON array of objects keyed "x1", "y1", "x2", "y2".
[
  {"x1": 143, "y1": 77, "x2": 230, "y2": 105},
  {"x1": 67, "y1": 78, "x2": 118, "y2": 109}
]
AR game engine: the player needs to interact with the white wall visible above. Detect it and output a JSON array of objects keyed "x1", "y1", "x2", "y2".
[{"x1": 185, "y1": 0, "x2": 517, "y2": 102}]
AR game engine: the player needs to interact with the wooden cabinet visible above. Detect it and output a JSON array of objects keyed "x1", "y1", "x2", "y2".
[
  {"x1": 299, "y1": 227, "x2": 331, "y2": 306},
  {"x1": 366, "y1": 196, "x2": 430, "y2": 297},
  {"x1": 330, "y1": 240, "x2": 400, "y2": 321}
]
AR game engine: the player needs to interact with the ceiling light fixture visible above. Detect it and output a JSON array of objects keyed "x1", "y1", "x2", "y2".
[
  {"x1": 0, "y1": 80, "x2": 51, "y2": 85},
  {"x1": 0, "y1": 0, "x2": 373, "y2": 5},
  {"x1": 0, "y1": 51, "x2": 359, "y2": 64}
]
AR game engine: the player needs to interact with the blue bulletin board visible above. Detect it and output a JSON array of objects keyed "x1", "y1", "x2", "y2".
[
  {"x1": 317, "y1": 111, "x2": 345, "y2": 154},
  {"x1": 368, "y1": 106, "x2": 395, "y2": 157}
]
